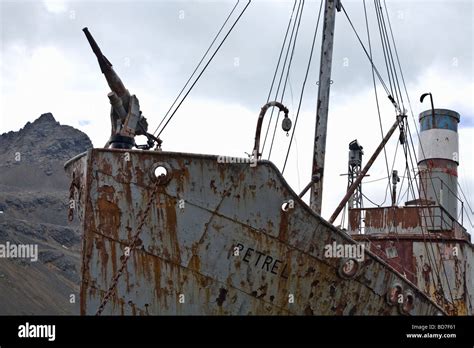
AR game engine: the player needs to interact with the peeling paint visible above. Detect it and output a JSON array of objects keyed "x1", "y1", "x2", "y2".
[{"x1": 65, "y1": 149, "x2": 449, "y2": 315}]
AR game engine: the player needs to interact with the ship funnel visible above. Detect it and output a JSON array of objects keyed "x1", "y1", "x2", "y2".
[{"x1": 418, "y1": 108, "x2": 460, "y2": 221}]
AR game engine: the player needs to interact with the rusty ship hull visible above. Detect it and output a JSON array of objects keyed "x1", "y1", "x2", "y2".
[{"x1": 65, "y1": 148, "x2": 451, "y2": 315}]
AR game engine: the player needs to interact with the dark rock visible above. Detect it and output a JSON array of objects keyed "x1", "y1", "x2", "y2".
[
  {"x1": 0, "y1": 220, "x2": 48, "y2": 241},
  {"x1": 48, "y1": 226, "x2": 80, "y2": 248},
  {"x1": 0, "y1": 113, "x2": 90, "y2": 314},
  {"x1": 0, "y1": 228, "x2": 8, "y2": 239},
  {"x1": 39, "y1": 250, "x2": 64, "y2": 264}
]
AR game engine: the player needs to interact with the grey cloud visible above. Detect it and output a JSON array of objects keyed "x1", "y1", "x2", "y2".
[{"x1": 1, "y1": 0, "x2": 472, "y2": 116}]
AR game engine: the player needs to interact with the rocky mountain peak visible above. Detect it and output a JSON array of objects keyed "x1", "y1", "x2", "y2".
[
  {"x1": 35, "y1": 112, "x2": 58, "y2": 125},
  {"x1": 0, "y1": 113, "x2": 93, "y2": 189},
  {"x1": 1, "y1": 113, "x2": 93, "y2": 162},
  {"x1": 0, "y1": 113, "x2": 91, "y2": 314}
]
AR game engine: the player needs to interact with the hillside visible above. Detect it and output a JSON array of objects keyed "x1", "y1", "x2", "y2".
[{"x1": 0, "y1": 113, "x2": 92, "y2": 314}]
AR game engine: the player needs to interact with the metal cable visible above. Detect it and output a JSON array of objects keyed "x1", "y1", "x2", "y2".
[
  {"x1": 458, "y1": 183, "x2": 474, "y2": 215},
  {"x1": 152, "y1": 0, "x2": 240, "y2": 136},
  {"x1": 364, "y1": 0, "x2": 393, "y2": 205},
  {"x1": 361, "y1": 192, "x2": 381, "y2": 207},
  {"x1": 374, "y1": 0, "x2": 394, "y2": 99},
  {"x1": 268, "y1": 0, "x2": 306, "y2": 159},
  {"x1": 405, "y1": 120, "x2": 457, "y2": 312},
  {"x1": 381, "y1": 0, "x2": 407, "y2": 112},
  {"x1": 282, "y1": 0, "x2": 323, "y2": 173},
  {"x1": 341, "y1": 4, "x2": 393, "y2": 102},
  {"x1": 156, "y1": 0, "x2": 251, "y2": 136},
  {"x1": 265, "y1": 0, "x2": 298, "y2": 105},
  {"x1": 377, "y1": 0, "x2": 404, "y2": 111},
  {"x1": 383, "y1": 0, "x2": 458, "y2": 310},
  {"x1": 262, "y1": 0, "x2": 302, "y2": 154},
  {"x1": 375, "y1": 0, "x2": 401, "y2": 111},
  {"x1": 374, "y1": 2, "x2": 450, "y2": 305}
]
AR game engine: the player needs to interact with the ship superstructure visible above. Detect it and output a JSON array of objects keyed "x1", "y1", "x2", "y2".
[{"x1": 65, "y1": 0, "x2": 473, "y2": 315}]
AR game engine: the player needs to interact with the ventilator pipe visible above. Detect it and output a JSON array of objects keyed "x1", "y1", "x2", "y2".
[{"x1": 253, "y1": 101, "x2": 290, "y2": 159}]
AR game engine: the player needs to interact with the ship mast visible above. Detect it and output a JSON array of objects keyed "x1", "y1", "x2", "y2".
[{"x1": 310, "y1": 0, "x2": 341, "y2": 214}]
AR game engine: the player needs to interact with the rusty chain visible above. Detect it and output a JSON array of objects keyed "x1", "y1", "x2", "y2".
[{"x1": 96, "y1": 178, "x2": 162, "y2": 315}]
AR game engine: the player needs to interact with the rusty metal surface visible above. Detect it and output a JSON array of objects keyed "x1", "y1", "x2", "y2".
[
  {"x1": 65, "y1": 153, "x2": 88, "y2": 224},
  {"x1": 418, "y1": 162, "x2": 460, "y2": 223},
  {"x1": 349, "y1": 206, "x2": 469, "y2": 239},
  {"x1": 352, "y1": 236, "x2": 473, "y2": 315},
  {"x1": 66, "y1": 148, "x2": 447, "y2": 315},
  {"x1": 310, "y1": 0, "x2": 338, "y2": 215},
  {"x1": 253, "y1": 101, "x2": 289, "y2": 158},
  {"x1": 349, "y1": 206, "x2": 473, "y2": 315}
]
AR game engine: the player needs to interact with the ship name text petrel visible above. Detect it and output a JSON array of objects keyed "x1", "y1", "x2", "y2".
[{"x1": 235, "y1": 243, "x2": 290, "y2": 279}]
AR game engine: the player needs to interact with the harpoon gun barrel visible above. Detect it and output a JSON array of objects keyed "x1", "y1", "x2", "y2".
[{"x1": 82, "y1": 27, "x2": 129, "y2": 101}]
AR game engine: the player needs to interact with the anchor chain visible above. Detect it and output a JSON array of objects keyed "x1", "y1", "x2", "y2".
[{"x1": 96, "y1": 178, "x2": 162, "y2": 315}]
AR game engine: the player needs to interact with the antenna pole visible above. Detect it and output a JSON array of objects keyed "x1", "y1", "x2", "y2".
[{"x1": 329, "y1": 116, "x2": 402, "y2": 224}]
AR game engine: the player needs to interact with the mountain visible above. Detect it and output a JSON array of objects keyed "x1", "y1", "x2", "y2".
[{"x1": 0, "y1": 113, "x2": 92, "y2": 314}]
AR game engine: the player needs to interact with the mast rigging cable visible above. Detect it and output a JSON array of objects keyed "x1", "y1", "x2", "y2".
[
  {"x1": 154, "y1": 0, "x2": 251, "y2": 137},
  {"x1": 262, "y1": 0, "x2": 303, "y2": 156},
  {"x1": 282, "y1": 0, "x2": 324, "y2": 174}
]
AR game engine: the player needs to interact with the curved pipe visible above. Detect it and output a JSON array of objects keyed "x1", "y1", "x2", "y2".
[{"x1": 253, "y1": 101, "x2": 289, "y2": 159}]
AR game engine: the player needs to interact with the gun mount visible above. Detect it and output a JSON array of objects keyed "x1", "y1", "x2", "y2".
[{"x1": 83, "y1": 27, "x2": 161, "y2": 150}]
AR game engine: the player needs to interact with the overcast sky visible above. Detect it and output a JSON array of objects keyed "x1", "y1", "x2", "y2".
[{"x1": 0, "y1": 0, "x2": 473, "y2": 234}]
